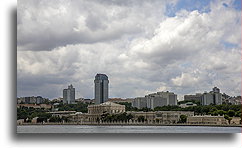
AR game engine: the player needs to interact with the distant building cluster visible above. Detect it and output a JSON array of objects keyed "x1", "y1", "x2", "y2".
[
  {"x1": 132, "y1": 91, "x2": 177, "y2": 109},
  {"x1": 17, "y1": 73, "x2": 242, "y2": 126},
  {"x1": 59, "y1": 73, "x2": 240, "y2": 107},
  {"x1": 19, "y1": 73, "x2": 241, "y2": 108},
  {"x1": 17, "y1": 104, "x2": 52, "y2": 110},
  {"x1": 222, "y1": 95, "x2": 241, "y2": 105},
  {"x1": 75, "y1": 98, "x2": 95, "y2": 104},
  {"x1": 183, "y1": 87, "x2": 241, "y2": 106},
  {"x1": 17, "y1": 96, "x2": 48, "y2": 104},
  {"x1": 51, "y1": 97, "x2": 63, "y2": 103}
]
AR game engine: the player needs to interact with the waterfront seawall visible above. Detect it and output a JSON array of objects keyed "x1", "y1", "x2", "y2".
[{"x1": 18, "y1": 122, "x2": 242, "y2": 127}]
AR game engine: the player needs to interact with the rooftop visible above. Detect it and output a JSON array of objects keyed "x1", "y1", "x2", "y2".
[
  {"x1": 88, "y1": 101, "x2": 124, "y2": 107},
  {"x1": 95, "y1": 73, "x2": 108, "y2": 80}
]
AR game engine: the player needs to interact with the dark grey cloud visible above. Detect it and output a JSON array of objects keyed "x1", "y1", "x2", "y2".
[{"x1": 17, "y1": 74, "x2": 69, "y2": 98}]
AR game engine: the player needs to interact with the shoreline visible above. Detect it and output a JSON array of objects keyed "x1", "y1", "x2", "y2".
[{"x1": 17, "y1": 123, "x2": 242, "y2": 127}]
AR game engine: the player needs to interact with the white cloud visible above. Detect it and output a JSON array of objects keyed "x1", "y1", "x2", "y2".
[
  {"x1": 17, "y1": 0, "x2": 241, "y2": 99},
  {"x1": 17, "y1": 0, "x2": 173, "y2": 51},
  {"x1": 171, "y1": 73, "x2": 200, "y2": 87}
]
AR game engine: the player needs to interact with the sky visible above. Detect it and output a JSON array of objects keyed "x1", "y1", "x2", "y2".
[{"x1": 17, "y1": 0, "x2": 241, "y2": 100}]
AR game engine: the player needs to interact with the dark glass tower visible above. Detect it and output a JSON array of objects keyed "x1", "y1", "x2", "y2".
[{"x1": 94, "y1": 74, "x2": 109, "y2": 104}]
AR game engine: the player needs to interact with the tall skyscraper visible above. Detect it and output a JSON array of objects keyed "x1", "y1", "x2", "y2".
[
  {"x1": 94, "y1": 74, "x2": 109, "y2": 104},
  {"x1": 63, "y1": 84, "x2": 75, "y2": 104}
]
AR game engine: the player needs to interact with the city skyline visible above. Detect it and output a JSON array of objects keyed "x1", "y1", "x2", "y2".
[{"x1": 17, "y1": 0, "x2": 241, "y2": 100}]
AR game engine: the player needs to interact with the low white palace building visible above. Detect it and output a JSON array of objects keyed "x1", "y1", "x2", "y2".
[
  {"x1": 187, "y1": 116, "x2": 241, "y2": 125},
  {"x1": 87, "y1": 102, "x2": 125, "y2": 122}
]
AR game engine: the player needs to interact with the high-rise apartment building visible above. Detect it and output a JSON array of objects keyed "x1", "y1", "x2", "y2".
[
  {"x1": 17, "y1": 96, "x2": 48, "y2": 104},
  {"x1": 132, "y1": 91, "x2": 177, "y2": 109},
  {"x1": 201, "y1": 92, "x2": 214, "y2": 105},
  {"x1": 201, "y1": 87, "x2": 222, "y2": 105},
  {"x1": 94, "y1": 74, "x2": 109, "y2": 104},
  {"x1": 184, "y1": 93, "x2": 202, "y2": 102},
  {"x1": 132, "y1": 97, "x2": 147, "y2": 109},
  {"x1": 63, "y1": 84, "x2": 75, "y2": 104}
]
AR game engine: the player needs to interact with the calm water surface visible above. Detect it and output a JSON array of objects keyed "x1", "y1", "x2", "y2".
[{"x1": 17, "y1": 125, "x2": 241, "y2": 133}]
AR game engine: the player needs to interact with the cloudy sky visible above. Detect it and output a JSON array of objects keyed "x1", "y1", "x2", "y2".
[{"x1": 17, "y1": 0, "x2": 241, "y2": 100}]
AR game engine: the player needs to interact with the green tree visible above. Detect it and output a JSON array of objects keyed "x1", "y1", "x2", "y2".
[
  {"x1": 139, "y1": 107, "x2": 153, "y2": 112},
  {"x1": 235, "y1": 111, "x2": 241, "y2": 117},
  {"x1": 178, "y1": 100, "x2": 201, "y2": 105},
  {"x1": 57, "y1": 102, "x2": 88, "y2": 113},
  {"x1": 17, "y1": 109, "x2": 28, "y2": 120},
  {"x1": 118, "y1": 112, "x2": 127, "y2": 122},
  {"x1": 127, "y1": 114, "x2": 134, "y2": 121},
  {"x1": 117, "y1": 102, "x2": 134, "y2": 111},
  {"x1": 179, "y1": 115, "x2": 187, "y2": 123},
  {"x1": 224, "y1": 114, "x2": 232, "y2": 124},
  {"x1": 49, "y1": 116, "x2": 61, "y2": 122},
  {"x1": 217, "y1": 110, "x2": 225, "y2": 116},
  {"x1": 137, "y1": 116, "x2": 145, "y2": 122},
  {"x1": 62, "y1": 116, "x2": 69, "y2": 122},
  {"x1": 227, "y1": 110, "x2": 235, "y2": 117},
  {"x1": 155, "y1": 118, "x2": 160, "y2": 123},
  {"x1": 101, "y1": 111, "x2": 110, "y2": 122},
  {"x1": 240, "y1": 114, "x2": 242, "y2": 123}
]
